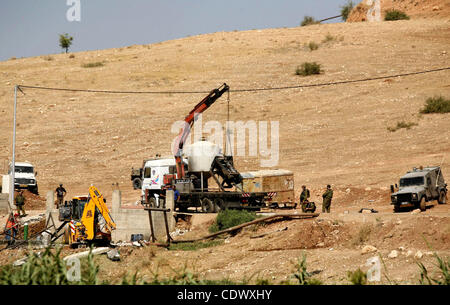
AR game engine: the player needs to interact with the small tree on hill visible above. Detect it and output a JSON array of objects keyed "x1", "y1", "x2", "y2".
[
  {"x1": 341, "y1": 1, "x2": 355, "y2": 21},
  {"x1": 59, "y1": 33, "x2": 73, "y2": 53},
  {"x1": 301, "y1": 16, "x2": 318, "y2": 26}
]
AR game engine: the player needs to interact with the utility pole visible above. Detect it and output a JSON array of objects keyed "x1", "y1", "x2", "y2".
[{"x1": 8, "y1": 85, "x2": 18, "y2": 212}]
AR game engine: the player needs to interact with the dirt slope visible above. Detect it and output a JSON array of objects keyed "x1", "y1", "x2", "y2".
[
  {"x1": 0, "y1": 19, "x2": 449, "y2": 204},
  {"x1": 348, "y1": 0, "x2": 450, "y2": 22}
]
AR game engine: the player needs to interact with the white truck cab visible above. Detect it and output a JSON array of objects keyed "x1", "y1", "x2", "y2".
[
  {"x1": 141, "y1": 157, "x2": 187, "y2": 203},
  {"x1": 8, "y1": 162, "x2": 39, "y2": 194}
]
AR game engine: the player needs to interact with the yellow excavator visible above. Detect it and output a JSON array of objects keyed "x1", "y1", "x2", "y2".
[{"x1": 59, "y1": 186, "x2": 116, "y2": 248}]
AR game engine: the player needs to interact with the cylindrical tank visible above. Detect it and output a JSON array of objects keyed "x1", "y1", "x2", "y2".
[{"x1": 185, "y1": 140, "x2": 221, "y2": 172}]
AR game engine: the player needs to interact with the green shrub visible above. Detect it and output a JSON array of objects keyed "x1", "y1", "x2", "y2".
[
  {"x1": 290, "y1": 254, "x2": 323, "y2": 285},
  {"x1": 0, "y1": 247, "x2": 102, "y2": 285},
  {"x1": 308, "y1": 41, "x2": 319, "y2": 51},
  {"x1": 301, "y1": 16, "x2": 318, "y2": 27},
  {"x1": 81, "y1": 61, "x2": 104, "y2": 68},
  {"x1": 341, "y1": 1, "x2": 355, "y2": 21},
  {"x1": 209, "y1": 209, "x2": 258, "y2": 233},
  {"x1": 420, "y1": 96, "x2": 450, "y2": 114},
  {"x1": 418, "y1": 252, "x2": 450, "y2": 285},
  {"x1": 295, "y1": 62, "x2": 322, "y2": 76},
  {"x1": 387, "y1": 121, "x2": 418, "y2": 132},
  {"x1": 168, "y1": 240, "x2": 223, "y2": 251},
  {"x1": 385, "y1": 9, "x2": 410, "y2": 21},
  {"x1": 347, "y1": 268, "x2": 367, "y2": 285}
]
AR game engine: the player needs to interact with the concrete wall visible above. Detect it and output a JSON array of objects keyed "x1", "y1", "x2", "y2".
[
  {"x1": 45, "y1": 191, "x2": 64, "y2": 241},
  {"x1": 0, "y1": 193, "x2": 10, "y2": 214},
  {"x1": 111, "y1": 190, "x2": 175, "y2": 242},
  {"x1": 1, "y1": 175, "x2": 9, "y2": 194}
]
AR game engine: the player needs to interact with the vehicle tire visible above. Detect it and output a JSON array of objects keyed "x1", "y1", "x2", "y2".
[
  {"x1": 63, "y1": 226, "x2": 70, "y2": 244},
  {"x1": 201, "y1": 198, "x2": 214, "y2": 213},
  {"x1": 132, "y1": 178, "x2": 142, "y2": 190},
  {"x1": 419, "y1": 197, "x2": 426, "y2": 211},
  {"x1": 438, "y1": 191, "x2": 447, "y2": 205},
  {"x1": 393, "y1": 205, "x2": 401, "y2": 213},
  {"x1": 213, "y1": 198, "x2": 224, "y2": 213},
  {"x1": 149, "y1": 197, "x2": 157, "y2": 208}
]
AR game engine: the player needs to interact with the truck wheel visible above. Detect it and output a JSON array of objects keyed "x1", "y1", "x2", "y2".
[
  {"x1": 213, "y1": 198, "x2": 224, "y2": 213},
  {"x1": 419, "y1": 197, "x2": 426, "y2": 211},
  {"x1": 201, "y1": 198, "x2": 214, "y2": 213},
  {"x1": 132, "y1": 178, "x2": 142, "y2": 190},
  {"x1": 149, "y1": 197, "x2": 157, "y2": 208},
  {"x1": 438, "y1": 191, "x2": 447, "y2": 204},
  {"x1": 393, "y1": 205, "x2": 401, "y2": 213},
  {"x1": 63, "y1": 226, "x2": 70, "y2": 244}
]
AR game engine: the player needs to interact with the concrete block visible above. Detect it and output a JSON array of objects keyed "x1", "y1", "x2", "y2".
[
  {"x1": 46, "y1": 191, "x2": 54, "y2": 213},
  {"x1": 2, "y1": 175, "x2": 10, "y2": 194},
  {"x1": 111, "y1": 190, "x2": 175, "y2": 242},
  {"x1": 0, "y1": 193, "x2": 11, "y2": 214}
]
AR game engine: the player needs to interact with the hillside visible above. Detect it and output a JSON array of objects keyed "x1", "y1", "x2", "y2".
[
  {"x1": 0, "y1": 19, "x2": 449, "y2": 203},
  {"x1": 348, "y1": 0, "x2": 450, "y2": 22}
]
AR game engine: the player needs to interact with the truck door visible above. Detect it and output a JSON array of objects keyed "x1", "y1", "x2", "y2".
[
  {"x1": 428, "y1": 174, "x2": 438, "y2": 198},
  {"x1": 426, "y1": 176, "x2": 435, "y2": 199}
]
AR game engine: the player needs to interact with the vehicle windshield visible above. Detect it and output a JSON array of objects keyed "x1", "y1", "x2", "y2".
[
  {"x1": 12, "y1": 166, "x2": 34, "y2": 174},
  {"x1": 400, "y1": 177, "x2": 424, "y2": 187}
]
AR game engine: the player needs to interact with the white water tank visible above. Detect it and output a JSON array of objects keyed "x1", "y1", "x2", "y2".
[{"x1": 184, "y1": 141, "x2": 221, "y2": 172}]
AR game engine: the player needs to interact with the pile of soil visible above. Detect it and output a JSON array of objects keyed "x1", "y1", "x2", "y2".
[
  {"x1": 16, "y1": 217, "x2": 46, "y2": 240},
  {"x1": 347, "y1": 0, "x2": 450, "y2": 22},
  {"x1": 14, "y1": 190, "x2": 46, "y2": 210}
]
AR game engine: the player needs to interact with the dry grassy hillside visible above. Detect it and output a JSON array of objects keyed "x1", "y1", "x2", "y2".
[
  {"x1": 348, "y1": 0, "x2": 450, "y2": 22},
  {"x1": 0, "y1": 19, "x2": 449, "y2": 202}
]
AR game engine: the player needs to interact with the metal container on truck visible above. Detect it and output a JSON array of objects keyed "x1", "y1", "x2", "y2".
[{"x1": 241, "y1": 169, "x2": 295, "y2": 208}]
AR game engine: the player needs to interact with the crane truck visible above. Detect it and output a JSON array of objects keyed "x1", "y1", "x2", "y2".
[{"x1": 135, "y1": 83, "x2": 273, "y2": 212}]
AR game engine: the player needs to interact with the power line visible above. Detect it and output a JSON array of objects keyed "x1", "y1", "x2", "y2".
[{"x1": 17, "y1": 66, "x2": 450, "y2": 95}]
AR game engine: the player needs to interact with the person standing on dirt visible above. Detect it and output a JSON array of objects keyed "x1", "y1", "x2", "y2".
[
  {"x1": 55, "y1": 184, "x2": 67, "y2": 208},
  {"x1": 5, "y1": 213, "x2": 19, "y2": 246},
  {"x1": 322, "y1": 185, "x2": 333, "y2": 213},
  {"x1": 15, "y1": 190, "x2": 26, "y2": 217},
  {"x1": 173, "y1": 185, "x2": 180, "y2": 203},
  {"x1": 300, "y1": 185, "x2": 310, "y2": 211}
]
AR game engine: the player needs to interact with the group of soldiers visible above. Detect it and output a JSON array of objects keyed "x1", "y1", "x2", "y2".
[{"x1": 299, "y1": 184, "x2": 333, "y2": 213}]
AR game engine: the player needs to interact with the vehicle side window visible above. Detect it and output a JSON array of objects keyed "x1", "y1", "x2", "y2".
[{"x1": 144, "y1": 167, "x2": 151, "y2": 178}]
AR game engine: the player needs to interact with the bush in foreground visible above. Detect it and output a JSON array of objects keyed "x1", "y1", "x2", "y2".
[{"x1": 0, "y1": 248, "x2": 100, "y2": 285}]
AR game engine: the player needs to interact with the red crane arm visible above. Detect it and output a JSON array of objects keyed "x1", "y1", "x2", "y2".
[{"x1": 174, "y1": 83, "x2": 230, "y2": 178}]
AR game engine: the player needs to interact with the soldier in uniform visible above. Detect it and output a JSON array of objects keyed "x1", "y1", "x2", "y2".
[
  {"x1": 15, "y1": 190, "x2": 26, "y2": 217},
  {"x1": 55, "y1": 184, "x2": 67, "y2": 208},
  {"x1": 322, "y1": 185, "x2": 333, "y2": 213},
  {"x1": 300, "y1": 185, "x2": 310, "y2": 212}
]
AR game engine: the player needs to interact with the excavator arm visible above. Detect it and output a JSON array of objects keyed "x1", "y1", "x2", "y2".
[
  {"x1": 174, "y1": 83, "x2": 230, "y2": 179},
  {"x1": 80, "y1": 186, "x2": 116, "y2": 240}
]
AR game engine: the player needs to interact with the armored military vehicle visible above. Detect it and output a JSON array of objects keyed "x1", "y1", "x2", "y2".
[{"x1": 391, "y1": 167, "x2": 447, "y2": 212}]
